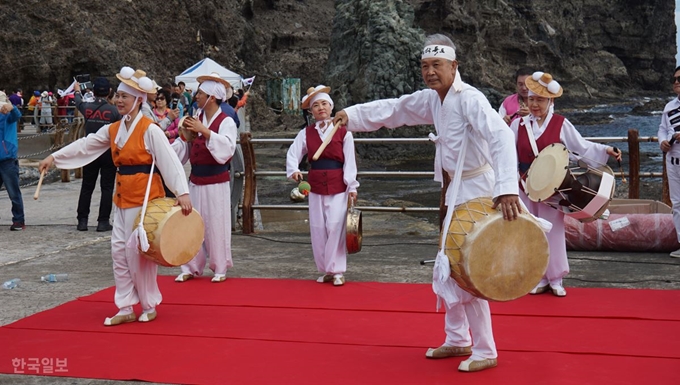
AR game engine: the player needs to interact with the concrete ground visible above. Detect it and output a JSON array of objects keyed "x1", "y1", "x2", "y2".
[{"x1": 1, "y1": 171, "x2": 679, "y2": 384}]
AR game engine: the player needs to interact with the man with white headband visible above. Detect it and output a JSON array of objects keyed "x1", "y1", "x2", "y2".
[
  {"x1": 287, "y1": 85, "x2": 359, "y2": 287},
  {"x1": 172, "y1": 73, "x2": 238, "y2": 283},
  {"x1": 333, "y1": 34, "x2": 520, "y2": 372},
  {"x1": 511, "y1": 71, "x2": 621, "y2": 297},
  {"x1": 39, "y1": 66, "x2": 193, "y2": 326}
]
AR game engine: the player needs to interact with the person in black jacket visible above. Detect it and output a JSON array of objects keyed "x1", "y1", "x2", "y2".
[{"x1": 74, "y1": 77, "x2": 121, "y2": 231}]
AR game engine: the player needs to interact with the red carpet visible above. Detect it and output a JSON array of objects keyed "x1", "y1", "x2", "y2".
[{"x1": 1, "y1": 277, "x2": 679, "y2": 384}]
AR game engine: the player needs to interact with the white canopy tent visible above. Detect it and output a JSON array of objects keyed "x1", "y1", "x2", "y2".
[
  {"x1": 175, "y1": 57, "x2": 249, "y2": 133},
  {"x1": 175, "y1": 58, "x2": 243, "y2": 93}
]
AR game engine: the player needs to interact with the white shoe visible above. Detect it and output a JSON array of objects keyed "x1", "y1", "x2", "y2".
[
  {"x1": 138, "y1": 311, "x2": 157, "y2": 322},
  {"x1": 530, "y1": 280, "x2": 549, "y2": 295},
  {"x1": 670, "y1": 248, "x2": 680, "y2": 258},
  {"x1": 550, "y1": 283, "x2": 567, "y2": 297},
  {"x1": 211, "y1": 274, "x2": 226, "y2": 283},
  {"x1": 175, "y1": 273, "x2": 194, "y2": 282},
  {"x1": 103, "y1": 313, "x2": 136, "y2": 326},
  {"x1": 333, "y1": 274, "x2": 345, "y2": 286},
  {"x1": 425, "y1": 345, "x2": 471, "y2": 358},
  {"x1": 458, "y1": 358, "x2": 498, "y2": 372},
  {"x1": 317, "y1": 274, "x2": 333, "y2": 283}
]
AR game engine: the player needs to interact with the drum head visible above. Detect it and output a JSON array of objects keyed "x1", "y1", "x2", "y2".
[
  {"x1": 445, "y1": 198, "x2": 549, "y2": 301},
  {"x1": 159, "y1": 207, "x2": 205, "y2": 266},
  {"x1": 526, "y1": 143, "x2": 570, "y2": 202},
  {"x1": 134, "y1": 198, "x2": 205, "y2": 267}
]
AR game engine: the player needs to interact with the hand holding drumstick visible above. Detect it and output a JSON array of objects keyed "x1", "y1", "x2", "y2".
[
  {"x1": 610, "y1": 147, "x2": 626, "y2": 184},
  {"x1": 35, "y1": 155, "x2": 55, "y2": 200}
]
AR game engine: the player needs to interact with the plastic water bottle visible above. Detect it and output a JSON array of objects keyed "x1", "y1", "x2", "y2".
[
  {"x1": 40, "y1": 274, "x2": 69, "y2": 283},
  {"x1": 2, "y1": 278, "x2": 21, "y2": 289}
]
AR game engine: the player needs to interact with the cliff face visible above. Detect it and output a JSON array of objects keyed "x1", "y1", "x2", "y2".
[
  {"x1": 0, "y1": 0, "x2": 675, "y2": 129},
  {"x1": 327, "y1": 0, "x2": 677, "y2": 109},
  {"x1": 408, "y1": 0, "x2": 676, "y2": 103}
]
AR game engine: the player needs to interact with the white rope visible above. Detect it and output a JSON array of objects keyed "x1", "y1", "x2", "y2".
[{"x1": 126, "y1": 158, "x2": 156, "y2": 253}]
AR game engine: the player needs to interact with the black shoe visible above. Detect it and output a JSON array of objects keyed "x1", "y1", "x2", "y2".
[
  {"x1": 77, "y1": 219, "x2": 88, "y2": 231},
  {"x1": 96, "y1": 221, "x2": 113, "y2": 232}
]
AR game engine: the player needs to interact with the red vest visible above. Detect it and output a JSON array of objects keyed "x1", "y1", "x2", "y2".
[
  {"x1": 189, "y1": 112, "x2": 231, "y2": 185},
  {"x1": 517, "y1": 114, "x2": 565, "y2": 180},
  {"x1": 109, "y1": 116, "x2": 165, "y2": 208},
  {"x1": 306, "y1": 124, "x2": 347, "y2": 195}
]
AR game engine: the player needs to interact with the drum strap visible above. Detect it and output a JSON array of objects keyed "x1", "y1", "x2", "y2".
[
  {"x1": 126, "y1": 158, "x2": 157, "y2": 254},
  {"x1": 522, "y1": 116, "x2": 540, "y2": 157}
]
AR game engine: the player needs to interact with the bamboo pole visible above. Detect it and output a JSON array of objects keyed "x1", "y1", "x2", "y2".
[{"x1": 240, "y1": 132, "x2": 257, "y2": 234}]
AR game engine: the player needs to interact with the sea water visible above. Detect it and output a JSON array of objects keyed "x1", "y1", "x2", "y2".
[{"x1": 566, "y1": 102, "x2": 665, "y2": 174}]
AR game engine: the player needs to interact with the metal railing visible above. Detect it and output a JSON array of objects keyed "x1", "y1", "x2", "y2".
[{"x1": 238, "y1": 129, "x2": 670, "y2": 234}]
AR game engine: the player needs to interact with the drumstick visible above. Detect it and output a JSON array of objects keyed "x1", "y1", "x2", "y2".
[
  {"x1": 311, "y1": 123, "x2": 341, "y2": 161},
  {"x1": 613, "y1": 147, "x2": 627, "y2": 184},
  {"x1": 420, "y1": 259, "x2": 435, "y2": 265},
  {"x1": 33, "y1": 170, "x2": 46, "y2": 200}
]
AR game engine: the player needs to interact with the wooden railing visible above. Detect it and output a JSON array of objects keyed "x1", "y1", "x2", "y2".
[{"x1": 236, "y1": 130, "x2": 666, "y2": 234}]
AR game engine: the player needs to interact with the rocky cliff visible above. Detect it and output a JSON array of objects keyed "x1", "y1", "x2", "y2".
[{"x1": 0, "y1": 0, "x2": 675, "y2": 130}]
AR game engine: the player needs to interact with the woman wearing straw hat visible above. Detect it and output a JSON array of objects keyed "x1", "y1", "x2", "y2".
[
  {"x1": 510, "y1": 71, "x2": 621, "y2": 297},
  {"x1": 39, "y1": 66, "x2": 193, "y2": 325},
  {"x1": 172, "y1": 72, "x2": 238, "y2": 283},
  {"x1": 286, "y1": 85, "x2": 359, "y2": 286}
]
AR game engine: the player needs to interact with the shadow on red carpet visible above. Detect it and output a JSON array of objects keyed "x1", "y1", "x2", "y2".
[{"x1": 1, "y1": 276, "x2": 678, "y2": 384}]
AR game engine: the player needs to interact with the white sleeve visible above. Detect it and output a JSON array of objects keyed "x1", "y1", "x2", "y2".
[
  {"x1": 204, "y1": 116, "x2": 238, "y2": 164},
  {"x1": 145, "y1": 125, "x2": 189, "y2": 197},
  {"x1": 342, "y1": 131, "x2": 359, "y2": 193},
  {"x1": 286, "y1": 130, "x2": 308, "y2": 178},
  {"x1": 560, "y1": 118, "x2": 609, "y2": 165},
  {"x1": 659, "y1": 105, "x2": 673, "y2": 144},
  {"x1": 52, "y1": 124, "x2": 112, "y2": 169},
  {"x1": 462, "y1": 91, "x2": 519, "y2": 198},
  {"x1": 498, "y1": 102, "x2": 507, "y2": 118},
  {"x1": 345, "y1": 90, "x2": 434, "y2": 132},
  {"x1": 170, "y1": 138, "x2": 190, "y2": 164}
]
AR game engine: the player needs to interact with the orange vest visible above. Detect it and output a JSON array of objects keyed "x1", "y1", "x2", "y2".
[{"x1": 109, "y1": 117, "x2": 165, "y2": 208}]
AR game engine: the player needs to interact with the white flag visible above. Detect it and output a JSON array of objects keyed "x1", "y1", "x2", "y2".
[
  {"x1": 242, "y1": 76, "x2": 255, "y2": 86},
  {"x1": 57, "y1": 80, "x2": 77, "y2": 97}
]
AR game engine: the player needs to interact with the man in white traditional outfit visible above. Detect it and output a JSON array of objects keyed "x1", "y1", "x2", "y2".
[
  {"x1": 173, "y1": 73, "x2": 238, "y2": 283},
  {"x1": 39, "y1": 66, "x2": 193, "y2": 326},
  {"x1": 333, "y1": 34, "x2": 522, "y2": 372},
  {"x1": 286, "y1": 85, "x2": 359, "y2": 286}
]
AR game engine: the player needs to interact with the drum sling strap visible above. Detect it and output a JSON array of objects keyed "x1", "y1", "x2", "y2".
[
  {"x1": 432, "y1": 126, "x2": 470, "y2": 309},
  {"x1": 519, "y1": 116, "x2": 540, "y2": 192},
  {"x1": 125, "y1": 158, "x2": 157, "y2": 254}
]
